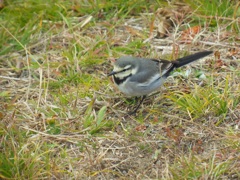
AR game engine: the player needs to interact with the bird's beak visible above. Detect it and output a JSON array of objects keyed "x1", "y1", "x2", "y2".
[{"x1": 107, "y1": 71, "x2": 116, "y2": 76}]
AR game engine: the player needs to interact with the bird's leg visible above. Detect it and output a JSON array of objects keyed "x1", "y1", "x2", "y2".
[{"x1": 128, "y1": 95, "x2": 147, "y2": 115}]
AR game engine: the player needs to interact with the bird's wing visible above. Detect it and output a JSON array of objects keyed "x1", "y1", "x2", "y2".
[
  {"x1": 129, "y1": 59, "x2": 173, "y2": 87},
  {"x1": 157, "y1": 60, "x2": 174, "y2": 77}
]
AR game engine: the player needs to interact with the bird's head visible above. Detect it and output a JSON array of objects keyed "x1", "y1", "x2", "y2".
[{"x1": 108, "y1": 56, "x2": 138, "y2": 79}]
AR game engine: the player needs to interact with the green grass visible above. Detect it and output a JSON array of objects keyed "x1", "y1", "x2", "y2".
[
  {"x1": 0, "y1": 0, "x2": 239, "y2": 179},
  {"x1": 170, "y1": 153, "x2": 233, "y2": 179},
  {"x1": 169, "y1": 74, "x2": 240, "y2": 124},
  {"x1": 0, "y1": 125, "x2": 53, "y2": 179},
  {"x1": 185, "y1": 0, "x2": 240, "y2": 32}
]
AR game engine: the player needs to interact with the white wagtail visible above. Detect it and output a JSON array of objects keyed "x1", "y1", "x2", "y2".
[{"x1": 108, "y1": 51, "x2": 213, "y2": 114}]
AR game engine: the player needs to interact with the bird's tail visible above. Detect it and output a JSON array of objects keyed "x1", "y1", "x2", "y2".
[{"x1": 173, "y1": 51, "x2": 213, "y2": 68}]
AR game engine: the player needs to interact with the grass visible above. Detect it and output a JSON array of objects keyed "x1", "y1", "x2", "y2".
[
  {"x1": 169, "y1": 75, "x2": 240, "y2": 122},
  {"x1": 0, "y1": 0, "x2": 240, "y2": 179}
]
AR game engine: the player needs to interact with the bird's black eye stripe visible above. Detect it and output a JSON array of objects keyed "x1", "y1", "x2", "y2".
[
  {"x1": 113, "y1": 67, "x2": 131, "y2": 75},
  {"x1": 120, "y1": 67, "x2": 131, "y2": 73}
]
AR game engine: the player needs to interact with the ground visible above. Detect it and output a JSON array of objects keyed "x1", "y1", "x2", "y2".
[{"x1": 0, "y1": 1, "x2": 240, "y2": 179}]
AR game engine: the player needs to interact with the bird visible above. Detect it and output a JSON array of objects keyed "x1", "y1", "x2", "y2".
[{"x1": 108, "y1": 51, "x2": 213, "y2": 114}]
